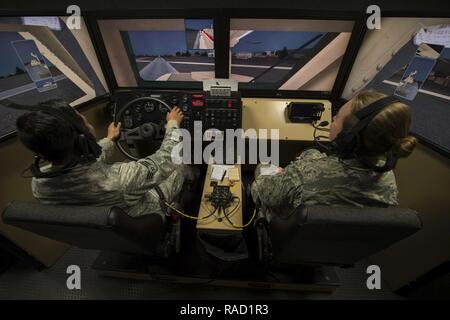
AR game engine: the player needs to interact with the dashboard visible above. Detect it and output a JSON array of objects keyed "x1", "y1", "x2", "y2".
[{"x1": 114, "y1": 89, "x2": 242, "y2": 135}]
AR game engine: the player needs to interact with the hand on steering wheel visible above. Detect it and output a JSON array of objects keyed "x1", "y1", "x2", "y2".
[
  {"x1": 107, "y1": 122, "x2": 122, "y2": 141},
  {"x1": 115, "y1": 97, "x2": 177, "y2": 160},
  {"x1": 166, "y1": 106, "x2": 184, "y2": 126}
]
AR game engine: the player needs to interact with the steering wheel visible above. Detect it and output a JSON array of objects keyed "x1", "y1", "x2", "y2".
[{"x1": 115, "y1": 97, "x2": 172, "y2": 160}]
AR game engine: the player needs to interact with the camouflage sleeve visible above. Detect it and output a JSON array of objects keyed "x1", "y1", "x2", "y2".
[
  {"x1": 253, "y1": 163, "x2": 269, "y2": 180},
  {"x1": 251, "y1": 162, "x2": 304, "y2": 209},
  {"x1": 97, "y1": 138, "x2": 116, "y2": 163},
  {"x1": 296, "y1": 148, "x2": 326, "y2": 161},
  {"x1": 112, "y1": 120, "x2": 182, "y2": 198}
]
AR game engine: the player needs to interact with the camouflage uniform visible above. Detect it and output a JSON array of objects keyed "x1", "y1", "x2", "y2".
[
  {"x1": 32, "y1": 120, "x2": 196, "y2": 218},
  {"x1": 251, "y1": 148, "x2": 399, "y2": 217}
]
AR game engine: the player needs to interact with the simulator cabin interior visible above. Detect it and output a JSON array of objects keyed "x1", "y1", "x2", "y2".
[{"x1": 0, "y1": 1, "x2": 449, "y2": 301}]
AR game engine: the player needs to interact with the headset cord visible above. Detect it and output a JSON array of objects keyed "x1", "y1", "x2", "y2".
[
  {"x1": 164, "y1": 200, "x2": 257, "y2": 228},
  {"x1": 164, "y1": 201, "x2": 204, "y2": 220},
  {"x1": 202, "y1": 204, "x2": 218, "y2": 220},
  {"x1": 313, "y1": 126, "x2": 332, "y2": 153},
  {"x1": 223, "y1": 198, "x2": 257, "y2": 229},
  {"x1": 311, "y1": 120, "x2": 330, "y2": 132}
]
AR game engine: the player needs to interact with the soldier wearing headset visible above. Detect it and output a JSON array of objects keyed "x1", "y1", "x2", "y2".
[
  {"x1": 251, "y1": 90, "x2": 418, "y2": 217},
  {"x1": 10, "y1": 99, "x2": 197, "y2": 219}
]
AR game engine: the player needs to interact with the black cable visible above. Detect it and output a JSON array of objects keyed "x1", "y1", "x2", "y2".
[
  {"x1": 202, "y1": 205, "x2": 218, "y2": 220},
  {"x1": 313, "y1": 126, "x2": 330, "y2": 148},
  {"x1": 224, "y1": 197, "x2": 241, "y2": 220},
  {"x1": 222, "y1": 197, "x2": 241, "y2": 228},
  {"x1": 311, "y1": 120, "x2": 330, "y2": 132},
  {"x1": 197, "y1": 202, "x2": 219, "y2": 222},
  {"x1": 223, "y1": 205, "x2": 235, "y2": 227},
  {"x1": 312, "y1": 120, "x2": 330, "y2": 147}
]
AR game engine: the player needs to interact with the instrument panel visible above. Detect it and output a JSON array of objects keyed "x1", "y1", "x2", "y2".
[{"x1": 113, "y1": 89, "x2": 242, "y2": 134}]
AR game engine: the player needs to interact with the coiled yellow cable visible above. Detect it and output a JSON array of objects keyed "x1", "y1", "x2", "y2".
[{"x1": 164, "y1": 201, "x2": 257, "y2": 228}]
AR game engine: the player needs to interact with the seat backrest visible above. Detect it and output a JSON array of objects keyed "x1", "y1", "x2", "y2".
[
  {"x1": 2, "y1": 201, "x2": 165, "y2": 255},
  {"x1": 268, "y1": 205, "x2": 422, "y2": 267}
]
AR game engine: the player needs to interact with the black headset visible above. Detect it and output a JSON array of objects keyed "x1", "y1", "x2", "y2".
[
  {"x1": 2, "y1": 99, "x2": 102, "y2": 178},
  {"x1": 327, "y1": 96, "x2": 401, "y2": 173}
]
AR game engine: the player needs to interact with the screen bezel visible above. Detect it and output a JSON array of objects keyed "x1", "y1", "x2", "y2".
[
  {"x1": 120, "y1": 20, "x2": 217, "y2": 89},
  {"x1": 228, "y1": 15, "x2": 360, "y2": 98},
  {"x1": 87, "y1": 9, "x2": 365, "y2": 102},
  {"x1": 87, "y1": 10, "x2": 223, "y2": 92}
]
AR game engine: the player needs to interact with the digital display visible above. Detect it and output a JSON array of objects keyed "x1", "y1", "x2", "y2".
[
  {"x1": 229, "y1": 19, "x2": 354, "y2": 92},
  {"x1": 0, "y1": 16, "x2": 109, "y2": 139},
  {"x1": 98, "y1": 19, "x2": 215, "y2": 86}
]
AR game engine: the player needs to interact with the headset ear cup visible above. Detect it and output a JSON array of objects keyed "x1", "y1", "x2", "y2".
[
  {"x1": 78, "y1": 134, "x2": 90, "y2": 160},
  {"x1": 348, "y1": 133, "x2": 360, "y2": 155},
  {"x1": 29, "y1": 156, "x2": 43, "y2": 178},
  {"x1": 332, "y1": 129, "x2": 357, "y2": 158}
]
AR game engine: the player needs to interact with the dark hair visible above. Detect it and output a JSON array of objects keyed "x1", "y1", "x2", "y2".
[
  {"x1": 16, "y1": 111, "x2": 77, "y2": 163},
  {"x1": 344, "y1": 90, "x2": 417, "y2": 159}
]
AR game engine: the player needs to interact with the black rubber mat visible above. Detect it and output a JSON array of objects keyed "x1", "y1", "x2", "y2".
[{"x1": 0, "y1": 247, "x2": 403, "y2": 300}]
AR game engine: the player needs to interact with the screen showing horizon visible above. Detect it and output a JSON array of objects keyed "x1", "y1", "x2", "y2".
[
  {"x1": 229, "y1": 19, "x2": 354, "y2": 92},
  {"x1": 124, "y1": 19, "x2": 215, "y2": 83}
]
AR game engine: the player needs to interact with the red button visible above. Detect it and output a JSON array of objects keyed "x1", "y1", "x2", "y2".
[
  {"x1": 192, "y1": 100, "x2": 204, "y2": 107},
  {"x1": 227, "y1": 100, "x2": 233, "y2": 108}
]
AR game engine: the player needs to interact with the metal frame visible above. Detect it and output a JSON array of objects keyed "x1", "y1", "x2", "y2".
[
  {"x1": 223, "y1": 9, "x2": 366, "y2": 102},
  {"x1": 3, "y1": 8, "x2": 449, "y2": 158},
  {"x1": 0, "y1": 233, "x2": 45, "y2": 270},
  {"x1": 92, "y1": 250, "x2": 341, "y2": 293},
  {"x1": 86, "y1": 8, "x2": 366, "y2": 102}
]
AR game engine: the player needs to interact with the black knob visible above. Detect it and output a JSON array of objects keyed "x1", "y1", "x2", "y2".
[
  {"x1": 158, "y1": 103, "x2": 167, "y2": 113},
  {"x1": 124, "y1": 117, "x2": 133, "y2": 128},
  {"x1": 140, "y1": 123, "x2": 156, "y2": 138},
  {"x1": 144, "y1": 102, "x2": 155, "y2": 112}
]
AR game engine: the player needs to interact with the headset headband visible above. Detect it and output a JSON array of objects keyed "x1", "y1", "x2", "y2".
[
  {"x1": 2, "y1": 99, "x2": 102, "y2": 178},
  {"x1": 327, "y1": 95, "x2": 402, "y2": 172},
  {"x1": 355, "y1": 96, "x2": 400, "y2": 119},
  {"x1": 351, "y1": 96, "x2": 400, "y2": 135},
  {"x1": 2, "y1": 99, "x2": 93, "y2": 138},
  {"x1": 38, "y1": 105, "x2": 91, "y2": 136}
]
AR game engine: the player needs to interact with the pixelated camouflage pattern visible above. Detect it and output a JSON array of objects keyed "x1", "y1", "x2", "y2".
[
  {"x1": 32, "y1": 122, "x2": 194, "y2": 218},
  {"x1": 251, "y1": 148, "x2": 399, "y2": 216}
]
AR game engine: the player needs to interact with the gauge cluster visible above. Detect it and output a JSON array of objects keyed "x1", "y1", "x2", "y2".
[{"x1": 114, "y1": 89, "x2": 242, "y2": 134}]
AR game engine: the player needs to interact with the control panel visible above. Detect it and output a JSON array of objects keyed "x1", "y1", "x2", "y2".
[{"x1": 113, "y1": 89, "x2": 242, "y2": 135}]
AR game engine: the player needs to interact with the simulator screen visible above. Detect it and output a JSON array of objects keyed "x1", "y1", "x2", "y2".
[
  {"x1": 0, "y1": 16, "x2": 109, "y2": 139},
  {"x1": 229, "y1": 19, "x2": 354, "y2": 92},
  {"x1": 368, "y1": 41, "x2": 450, "y2": 154},
  {"x1": 98, "y1": 19, "x2": 215, "y2": 86}
]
